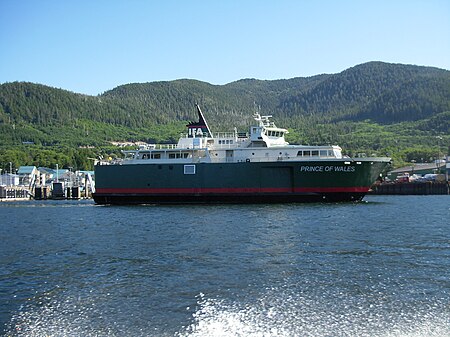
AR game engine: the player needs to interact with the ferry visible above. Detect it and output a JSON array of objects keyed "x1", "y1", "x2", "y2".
[{"x1": 93, "y1": 105, "x2": 391, "y2": 204}]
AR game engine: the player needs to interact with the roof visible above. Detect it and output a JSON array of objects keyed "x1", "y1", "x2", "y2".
[
  {"x1": 17, "y1": 166, "x2": 37, "y2": 174},
  {"x1": 38, "y1": 167, "x2": 54, "y2": 174},
  {"x1": 38, "y1": 167, "x2": 69, "y2": 175},
  {"x1": 78, "y1": 170, "x2": 95, "y2": 175},
  {"x1": 389, "y1": 162, "x2": 445, "y2": 174}
]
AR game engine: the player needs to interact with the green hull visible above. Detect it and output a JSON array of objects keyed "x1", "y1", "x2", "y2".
[{"x1": 93, "y1": 159, "x2": 390, "y2": 204}]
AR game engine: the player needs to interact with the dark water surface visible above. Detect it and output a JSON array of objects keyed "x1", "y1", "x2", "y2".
[{"x1": 1, "y1": 195, "x2": 449, "y2": 336}]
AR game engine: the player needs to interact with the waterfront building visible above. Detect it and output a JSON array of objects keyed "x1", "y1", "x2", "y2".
[
  {"x1": 387, "y1": 161, "x2": 447, "y2": 181},
  {"x1": 17, "y1": 166, "x2": 39, "y2": 186},
  {"x1": 0, "y1": 173, "x2": 20, "y2": 186}
]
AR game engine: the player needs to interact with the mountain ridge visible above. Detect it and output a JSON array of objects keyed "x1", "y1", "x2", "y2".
[
  {"x1": 1, "y1": 61, "x2": 449, "y2": 127},
  {"x1": 0, "y1": 61, "x2": 449, "y2": 170}
]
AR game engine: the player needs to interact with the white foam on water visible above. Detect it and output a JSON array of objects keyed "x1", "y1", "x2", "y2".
[
  {"x1": 5, "y1": 292, "x2": 123, "y2": 337},
  {"x1": 177, "y1": 290, "x2": 450, "y2": 337},
  {"x1": 5, "y1": 288, "x2": 450, "y2": 337}
]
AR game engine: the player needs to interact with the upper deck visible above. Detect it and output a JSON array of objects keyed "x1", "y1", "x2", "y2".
[{"x1": 99, "y1": 106, "x2": 345, "y2": 165}]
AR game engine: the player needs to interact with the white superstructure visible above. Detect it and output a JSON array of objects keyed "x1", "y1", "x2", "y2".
[{"x1": 109, "y1": 106, "x2": 344, "y2": 166}]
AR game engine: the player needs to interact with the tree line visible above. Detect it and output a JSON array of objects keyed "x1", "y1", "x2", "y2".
[{"x1": 0, "y1": 61, "x2": 449, "y2": 170}]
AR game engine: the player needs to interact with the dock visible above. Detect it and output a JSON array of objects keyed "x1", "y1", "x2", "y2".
[
  {"x1": 0, "y1": 186, "x2": 33, "y2": 201},
  {"x1": 1, "y1": 185, "x2": 91, "y2": 201},
  {"x1": 370, "y1": 182, "x2": 450, "y2": 195}
]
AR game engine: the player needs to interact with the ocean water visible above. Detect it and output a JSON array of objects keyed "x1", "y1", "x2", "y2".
[{"x1": 0, "y1": 195, "x2": 449, "y2": 337}]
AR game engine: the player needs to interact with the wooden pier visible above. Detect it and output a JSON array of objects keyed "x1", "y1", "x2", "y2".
[
  {"x1": 0, "y1": 186, "x2": 32, "y2": 200},
  {"x1": 1, "y1": 185, "x2": 90, "y2": 200}
]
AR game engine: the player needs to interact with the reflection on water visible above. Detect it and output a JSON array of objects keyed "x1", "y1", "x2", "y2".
[
  {"x1": 6, "y1": 287, "x2": 450, "y2": 337},
  {"x1": 179, "y1": 289, "x2": 450, "y2": 337},
  {"x1": 1, "y1": 196, "x2": 450, "y2": 336}
]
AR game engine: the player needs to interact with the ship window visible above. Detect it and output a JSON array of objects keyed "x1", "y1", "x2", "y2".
[
  {"x1": 319, "y1": 150, "x2": 327, "y2": 157},
  {"x1": 311, "y1": 150, "x2": 319, "y2": 156},
  {"x1": 297, "y1": 151, "x2": 302, "y2": 157},
  {"x1": 303, "y1": 150, "x2": 311, "y2": 157},
  {"x1": 151, "y1": 153, "x2": 161, "y2": 159},
  {"x1": 328, "y1": 150, "x2": 335, "y2": 157},
  {"x1": 184, "y1": 165, "x2": 196, "y2": 175}
]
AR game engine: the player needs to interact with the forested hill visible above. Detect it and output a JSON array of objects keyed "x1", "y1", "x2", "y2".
[
  {"x1": 101, "y1": 61, "x2": 450, "y2": 125},
  {"x1": 2, "y1": 61, "x2": 449, "y2": 129},
  {"x1": 280, "y1": 62, "x2": 450, "y2": 123},
  {"x1": 0, "y1": 61, "x2": 449, "y2": 170}
]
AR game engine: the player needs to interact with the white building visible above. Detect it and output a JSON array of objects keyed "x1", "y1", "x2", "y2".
[
  {"x1": 0, "y1": 173, "x2": 20, "y2": 186},
  {"x1": 17, "y1": 166, "x2": 39, "y2": 187}
]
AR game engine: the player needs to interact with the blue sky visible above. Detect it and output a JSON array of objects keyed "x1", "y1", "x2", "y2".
[{"x1": 1, "y1": 0, "x2": 449, "y2": 95}]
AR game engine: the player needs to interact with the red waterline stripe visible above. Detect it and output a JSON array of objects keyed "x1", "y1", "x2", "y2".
[
  {"x1": 95, "y1": 186, "x2": 369, "y2": 194},
  {"x1": 295, "y1": 187, "x2": 369, "y2": 193}
]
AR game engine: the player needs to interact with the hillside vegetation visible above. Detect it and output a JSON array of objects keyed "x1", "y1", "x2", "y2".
[{"x1": 0, "y1": 61, "x2": 449, "y2": 171}]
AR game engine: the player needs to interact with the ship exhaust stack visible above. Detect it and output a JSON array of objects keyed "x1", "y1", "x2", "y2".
[{"x1": 186, "y1": 104, "x2": 213, "y2": 138}]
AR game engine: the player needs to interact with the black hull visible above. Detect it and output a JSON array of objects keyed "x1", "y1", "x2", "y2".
[
  {"x1": 93, "y1": 159, "x2": 390, "y2": 205},
  {"x1": 93, "y1": 192, "x2": 367, "y2": 205}
]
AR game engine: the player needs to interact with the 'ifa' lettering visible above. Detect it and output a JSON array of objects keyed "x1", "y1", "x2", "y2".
[{"x1": 188, "y1": 128, "x2": 204, "y2": 136}]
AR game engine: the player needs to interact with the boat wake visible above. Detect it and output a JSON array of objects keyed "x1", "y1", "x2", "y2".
[
  {"x1": 177, "y1": 289, "x2": 450, "y2": 337},
  {"x1": 4, "y1": 287, "x2": 450, "y2": 337}
]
